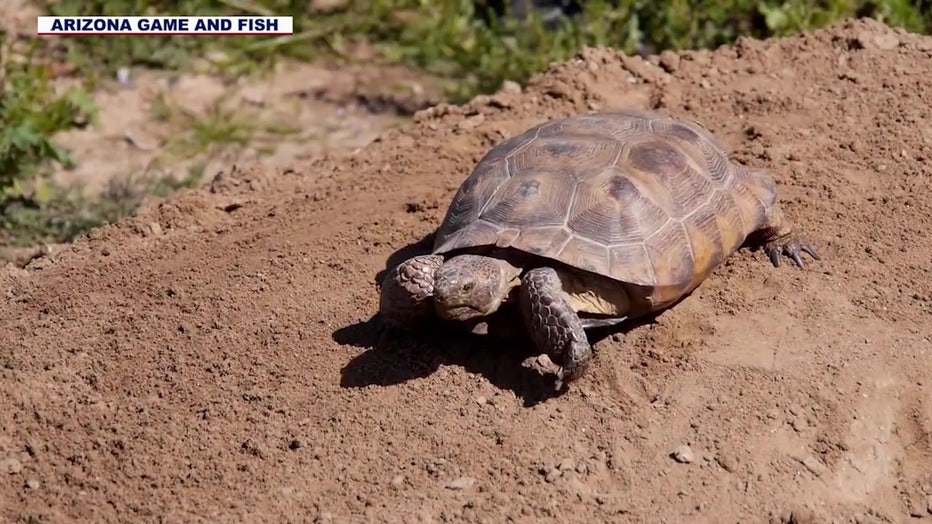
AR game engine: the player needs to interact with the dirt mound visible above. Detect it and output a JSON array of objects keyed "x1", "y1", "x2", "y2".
[{"x1": 2, "y1": 18, "x2": 932, "y2": 522}]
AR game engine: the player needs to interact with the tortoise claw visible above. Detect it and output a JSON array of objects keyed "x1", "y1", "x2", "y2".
[{"x1": 765, "y1": 236, "x2": 821, "y2": 269}]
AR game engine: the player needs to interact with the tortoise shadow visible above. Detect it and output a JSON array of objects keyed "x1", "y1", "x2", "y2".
[
  {"x1": 333, "y1": 312, "x2": 659, "y2": 407},
  {"x1": 335, "y1": 233, "x2": 663, "y2": 406}
]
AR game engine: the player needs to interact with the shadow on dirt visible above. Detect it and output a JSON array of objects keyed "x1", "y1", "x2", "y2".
[
  {"x1": 334, "y1": 314, "x2": 556, "y2": 407},
  {"x1": 334, "y1": 232, "x2": 659, "y2": 407}
]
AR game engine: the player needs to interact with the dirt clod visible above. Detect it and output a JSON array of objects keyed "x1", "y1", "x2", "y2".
[
  {"x1": 800, "y1": 455, "x2": 827, "y2": 477},
  {"x1": 445, "y1": 477, "x2": 476, "y2": 490},
  {"x1": 544, "y1": 467, "x2": 562, "y2": 483},
  {"x1": 1, "y1": 458, "x2": 23, "y2": 475},
  {"x1": 671, "y1": 445, "x2": 695, "y2": 464},
  {"x1": 1, "y1": 17, "x2": 931, "y2": 523}
]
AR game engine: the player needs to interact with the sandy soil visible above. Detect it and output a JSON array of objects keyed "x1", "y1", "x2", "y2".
[
  {"x1": 2, "y1": 18, "x2": 932, "y2": 523},
  {"x1": 47, "y1": 61, "x2": 439, "y2": 197}
]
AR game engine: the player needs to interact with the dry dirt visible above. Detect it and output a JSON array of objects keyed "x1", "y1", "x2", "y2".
[
  {"x1": 2, "y1": 17, "x2": 932, "y2": 523},
  {"x1": 47, "y1": 61, "x2": 439, "y2": 197}
]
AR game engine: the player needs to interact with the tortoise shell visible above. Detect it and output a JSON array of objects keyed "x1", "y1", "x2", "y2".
[{"x1": 432, "y1": 110, "x2": 778, "y2": 309}]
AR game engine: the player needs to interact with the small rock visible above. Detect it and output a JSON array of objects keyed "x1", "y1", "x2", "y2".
[
  {"x1": 774, "y1": 507, "x2": 817, "y2": 524},
  {"x1": 25, "y1": 479, "x2": 39, "y2": 490},
  {"x1": 658, "y1": 50, "x2": 680, "y2": 73},
  {"x1": 558, "y1": 458, "x2": 575, "y2": 471},
  {"x1": 1, "y1": 458, "x2": 23, "y2": 474},
  {"x1": 716, "y1": 452, "x2": 738, "y2": 473},
  {"x1": 671, "y1": 445, "x2": 695, "y2": 464},
  {"x1": 499, "y1": 80, "x2": 522, "y2": 95},
  {"x1": 475, "y1": 396, "x2": 487, "y2": 406},
  {"x1": 544, "y1": 467, "x2": 562, "y2": 483},
  {"x1": 575, "y1": 462, "x2": 588, "y2": 474},
  {"x1": 873, "y1": 33, "x2": 900, "y2": 51},
  {"x1": 522, "y1": 354, "x2": 561, "y2": 376},
  {"x1": 390, "y1": 475, "x2": 405, "y2": 488},
  {"x1": 445, "y1": 477, "x2": 475, "y2": 490}
]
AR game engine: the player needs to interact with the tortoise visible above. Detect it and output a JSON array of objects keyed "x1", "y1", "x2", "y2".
[{"x1": 379, "y1": 109, "x2": 819, "y2": 388}]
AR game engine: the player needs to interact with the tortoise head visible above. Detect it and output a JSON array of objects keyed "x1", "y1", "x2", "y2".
[{"x1": 433, "y1": 254, "x2": 522, "y2": 321}]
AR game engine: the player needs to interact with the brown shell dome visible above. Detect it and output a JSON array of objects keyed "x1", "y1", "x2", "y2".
[{"x1": 433, "y1": 110, "x2": 777, "y2": 304}]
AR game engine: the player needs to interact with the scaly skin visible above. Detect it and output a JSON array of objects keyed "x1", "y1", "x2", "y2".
[
  {"x1": 378, "y1": 254, "x2": 444, "y2": 328},
  {"x1": 754, "y1": 203, "x2": 821, "y2": 268},
  {"x1": 379, "y1": 253, "x2": 521, "y2": 326},
  {"x1": 518, "y1": 267, "x2": 592, "y2": 391},
  {"x1": 382, "y1": 254, "x2": 595, "y2": 389}
]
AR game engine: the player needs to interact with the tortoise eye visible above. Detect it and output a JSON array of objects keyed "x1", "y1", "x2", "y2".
[{"x1": 462, "y1": 282, "x2": 475, "y2": 292}]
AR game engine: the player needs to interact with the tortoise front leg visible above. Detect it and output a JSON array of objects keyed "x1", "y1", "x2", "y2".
[
  {"x1": 379, "y1": 255, "x2": 445, "y2": 328},
  {"x1": 519, "y1": 267, "x2": 592, "y2": 390},
  {"x1": 755, "y1": 203, "x2": 821, "y2": 268}
]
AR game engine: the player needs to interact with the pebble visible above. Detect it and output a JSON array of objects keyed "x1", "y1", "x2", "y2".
[
  {"x1": 716, "y1": 452, "x2": 738, "y2": 473},
  {"x1": 873, "y1": 33, "x2": 900, "y2": 51},
  {"x1": 776, "y1": 507, "x2": 817, "y2": 524},
  {"x1": 390, "y1": 475, "x2": 404, "y2": 488},
  {"x1": 790, "y1": 415, "x2": 808, "y2": 433},
  {"x1": 544, "y1": 467, "x2": 562, "y2": 483},
  {"x1": 116, "y1": 67, "x2": 131, "y2": 86},
  {"x1": 475, "y1": 396, "x2": 487, "y2": 406},
  {"x1": 25, "y1": 479, "x2": 39, "y2": 490},
  {"x1": 1, "y1": 457, "x2": 23, "y2": 474},
  {"x1": 854, "y1": 30, "x2": 900, "y2": 51},
  {"x1": 671, "y1": 445, "x2": 695, "y2": 464},
  {"x1": 445, "y1": 477, "x2": 475, "y2": 490},
  {"x1": 499, "y1": 80, "x2": 522, "y2": 95},
  {"x1": 658, "y1": 50, "x2": 680, "y2": 72}
]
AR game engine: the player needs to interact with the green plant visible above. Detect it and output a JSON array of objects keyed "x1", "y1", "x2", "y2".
[
  {"x1": 0, "y1": 37, "x2": 96, "y2": 192},
  {"x1": 316, "y1": 0, "x2": 931, "y2": 101},
  {"x1": 35, "y1": 0, "x2": 932, "y2": 103}
]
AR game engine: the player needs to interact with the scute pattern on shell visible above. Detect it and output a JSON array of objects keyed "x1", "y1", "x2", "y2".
[{"x1": 433, "y1": 110, "x2": 777, "y2": 305}]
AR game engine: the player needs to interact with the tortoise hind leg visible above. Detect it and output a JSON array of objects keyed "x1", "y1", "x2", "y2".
[
  {"x1": 519, "y1": 267, "x2": 592, "y2": 390},
  {"x1": 753, "y1": 202, "x2": 821, "y2": 268},
  {"x1": 379, "y1": 255, "x2": 445, "y2": 327}
]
